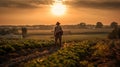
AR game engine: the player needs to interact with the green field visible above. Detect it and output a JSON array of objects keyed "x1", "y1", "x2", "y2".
[
  {"x1": 23, "y1": 28, "x2": 111, "y2": 41},
  {"x1": 0, "y1": 37, "x2": 120, "y2": 67},
  {"x1": 26, "y1": 34, "x2": 108, "y2": 41},
  {"x1": 24, "y1": 28, "x2": 112, "y2": 35}
]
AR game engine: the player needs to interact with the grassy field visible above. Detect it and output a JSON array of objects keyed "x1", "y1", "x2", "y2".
[
  {"x1": 26, "y1": 34, "x2": 108, "y2": 41},
  {"x1": 23, "y1": 28, "x2": 111, "y2": 41},
  {"x1": 0, "y1": 28, "x2": 111, "y2": 40},
  {"x1": 18, "y1": 28, "x2": 112, "y2": 35}
]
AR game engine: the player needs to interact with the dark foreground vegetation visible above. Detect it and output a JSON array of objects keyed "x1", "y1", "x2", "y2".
[
  {"x1": 0, "y1": 39, "x2": 120, "y2": 67},
  {"x1": 26, "y1": 39, "x2": 120, "y2": 67},
  {"x1": 0, "y1": 39, "x2": 57, "y2": 67}
]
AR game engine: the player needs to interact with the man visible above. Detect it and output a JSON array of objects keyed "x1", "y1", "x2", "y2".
[{"x1": 54, "y1": 22, "x2": 63, "y2": 46}]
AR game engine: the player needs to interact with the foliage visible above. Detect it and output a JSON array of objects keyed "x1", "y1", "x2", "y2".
[
  {"x1": 25, "y1": 39, "x2": 120, "y2": 67},
  {"x1": 96, "y1": 22, "x2": 103, "y2": 28},
  {"x1": 0, "y1": 39, "x2": 120, "y2": 67},
  {"x1": 0, "y1": 27, "x2": 19, "y2": 35},
  {"x1": 110, "y1": 22, "x2": 118, "y2": 28},
  {"x1": 79, "y1": 22, "x2": 86, "y2": 28},
  {"x1": 0, "y1": 39, "x2": 55, "y2": 55},
  {"x1": 108, "y1": 27, "x2": 120, "y2": 39},
  {"x1": 21, "y1": 27, "x2": 27, "y2": 38}
]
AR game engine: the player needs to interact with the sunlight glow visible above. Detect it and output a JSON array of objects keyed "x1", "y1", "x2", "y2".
[{"x1": 51, "y1": 0, "x2": 66, "y2": 16}]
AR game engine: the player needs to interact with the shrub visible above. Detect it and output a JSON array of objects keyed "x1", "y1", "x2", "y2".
[{"x1": 108, "y1": 28, "x2": 120, "y2": 39}]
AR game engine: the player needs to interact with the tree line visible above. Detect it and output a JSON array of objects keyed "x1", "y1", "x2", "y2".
[
  {"x1": 78, "y1": 21, "x2": 118, "y2": 28},
  {"x1": 0, "y1": 21, "x2": 119, "y2": 39}
]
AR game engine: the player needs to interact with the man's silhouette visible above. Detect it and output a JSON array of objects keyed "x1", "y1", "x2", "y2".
[{"x1": 54, "y1": 22, "x2": 63, "y2": 46}]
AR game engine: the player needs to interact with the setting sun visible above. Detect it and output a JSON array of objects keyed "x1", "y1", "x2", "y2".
[{"x1": 51, "y1": 1, "x2": 66, "y2": 16}]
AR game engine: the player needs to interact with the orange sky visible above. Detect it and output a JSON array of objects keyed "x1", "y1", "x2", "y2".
[{"x1": 0, "y1": 0, "x2": 120, "y2": 25}]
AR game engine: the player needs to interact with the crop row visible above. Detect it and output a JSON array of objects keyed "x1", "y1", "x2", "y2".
[
  {"x1": 25, "y1": 39, "x2": 120, "y2": 67},
  {"x1": 0, "y1": 39, "x2": 55, "y2": 55}
]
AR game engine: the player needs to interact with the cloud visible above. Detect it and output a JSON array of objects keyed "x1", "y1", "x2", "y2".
[
  {"x1": 65, "y1": 0, "x2": 120, "y2": 10},
  {"x1": 0, "y1": 0, "x2": 120, "y2": 10},
  {"x1": 0, "y1": 0, "x2": 52, "y2": 8}
]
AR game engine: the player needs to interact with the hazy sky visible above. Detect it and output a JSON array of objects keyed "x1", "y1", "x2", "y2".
[{"x1": 0, "y1": 0, "x2": 120, "y2": 25}]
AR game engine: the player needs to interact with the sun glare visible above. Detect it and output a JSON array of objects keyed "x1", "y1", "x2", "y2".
[{"x1": 51, "y1": 0, "x2": 66, "y2": 16}]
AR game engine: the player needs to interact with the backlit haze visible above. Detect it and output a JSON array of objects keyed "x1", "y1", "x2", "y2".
[{"x1": 0, "y1": 0, "x2": 120, "y2": 25}]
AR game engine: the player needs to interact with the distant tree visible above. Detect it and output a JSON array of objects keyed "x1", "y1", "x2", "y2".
[
  {"x1": 110, "y1": 22, "x2": 118, "y2": 28},
  {"x1": 0, "y1": 28, "x2": 11, "y2": 35},
  {"x1": 96, "y1": 22, "x2": 103, "y2": 28},
  {"x1": 21, "y1": 27, "x2": 27, "y2": 38},
  {"x1": 108, "y1": 27, "x2": 120, "y2": 39},
  {"x1": 11, "y1": 27, "x2": 19, "y2": 34},
  {"x1": 79, "y1": 22, "x2": 86, "y2": 28}
]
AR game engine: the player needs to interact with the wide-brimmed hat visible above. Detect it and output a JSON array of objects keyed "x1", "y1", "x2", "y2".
[{"x1": 56, "y1": 22, "x2": 60, "y2": 25}]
